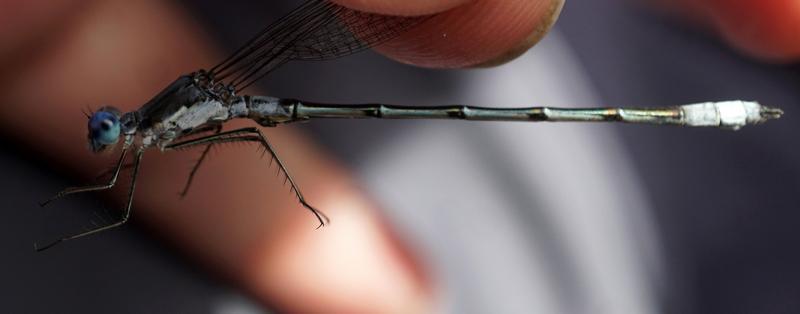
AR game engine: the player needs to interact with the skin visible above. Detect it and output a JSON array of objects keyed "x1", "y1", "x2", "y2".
[{"x1": 0, "y1": 0, "x2": 795, "y2": 312}]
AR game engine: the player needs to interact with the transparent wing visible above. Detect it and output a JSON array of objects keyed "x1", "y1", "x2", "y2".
[{"x1": 209, "y1": 0, "x2": 428, "y2": 93}]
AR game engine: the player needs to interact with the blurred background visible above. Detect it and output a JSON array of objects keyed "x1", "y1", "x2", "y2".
[{"x1": 1, "y1": 0, "x2": 798, "y2": 313}]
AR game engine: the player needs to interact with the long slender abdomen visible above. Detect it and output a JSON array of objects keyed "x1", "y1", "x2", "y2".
[{"x1": 237, "y1": 96, "x2": 781, "y2": 130}]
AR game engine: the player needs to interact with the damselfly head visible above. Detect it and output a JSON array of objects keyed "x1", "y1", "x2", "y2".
[{"x1": 87, "y1": 106, "x2": 122, "y2": 153}]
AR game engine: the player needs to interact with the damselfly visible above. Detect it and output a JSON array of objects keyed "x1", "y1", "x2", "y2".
[{"x1": 38, "y1": 0, "x2": 783, "y2": 251}]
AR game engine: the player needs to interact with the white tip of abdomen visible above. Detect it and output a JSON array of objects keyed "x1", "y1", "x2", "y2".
[{"x1": 681, "y1": 101, "x2": 783, "y2": 130}]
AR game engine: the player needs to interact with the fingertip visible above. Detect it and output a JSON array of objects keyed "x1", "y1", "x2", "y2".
[
  {"x1": 332, "y1": 0, "x2": 471, "y2": 16},
  {"x1": 475, "y1": 0, "x2": 565, "y2": 67},
  {"x1": 378, "y1": 0, "x2": 565, "y2": 68}
]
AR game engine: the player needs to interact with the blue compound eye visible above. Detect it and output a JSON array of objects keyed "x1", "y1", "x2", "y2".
[{"x1": 88, "y1": 109, "x2": 121, "y2": 151}]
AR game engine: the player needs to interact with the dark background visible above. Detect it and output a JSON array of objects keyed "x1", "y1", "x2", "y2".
[{"x1": 2, "y1": 0, "x2": 798, "y2": 313}]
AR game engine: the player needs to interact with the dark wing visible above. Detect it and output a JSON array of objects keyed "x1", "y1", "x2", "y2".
[{"x1": 209, "y1": 0, "x2": 428, "y2": 93}]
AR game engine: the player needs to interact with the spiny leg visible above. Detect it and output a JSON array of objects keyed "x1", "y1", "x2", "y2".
[
  {"x1": 36, "y1": 148, "x2": 145, "y2": 251},
  {"x1": 249, "y1": 128, "x2": 330, "y2": 227},
  {"x1": 166, "y1": 127, "x2": 257, "y2": 148},
  {"x1": 165, "y1": 127, "x2": 329, "y2": 227},
  {"x1": 179, "y1": 124, "x2": 222, "y2": 198},
  {"x1": 41, "y1": 148, "x2": 129, "y2": 207}
]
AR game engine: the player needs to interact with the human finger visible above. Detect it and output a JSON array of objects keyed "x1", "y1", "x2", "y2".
[{"x1": 334, "y1": 0, "x2": 566, "y2": 68}]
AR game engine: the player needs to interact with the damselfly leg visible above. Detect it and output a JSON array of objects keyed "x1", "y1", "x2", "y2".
[
  {"x1": 179, "y1": 124, "x2": 223, "y2": 198},
  {"x1": 41, "y1": 148, "x2": 130, "y2": 207},
  {"x1": 94, "y1": 163, "x2": 135, "y2": 181},
  {"x1": 36, "y1": 148, "x2": 145, "y2": 251},
  {"x1": 165, "y1": 127, "x2": 329, "y2": 228}
]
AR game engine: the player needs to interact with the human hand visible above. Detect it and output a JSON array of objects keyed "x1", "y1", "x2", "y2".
[
  {"x1": 651, "y1": 0, "x2": 800, "y2": 62},
  {"x1": 0, "y1": 0, "x2": 562, "y2": 312}
]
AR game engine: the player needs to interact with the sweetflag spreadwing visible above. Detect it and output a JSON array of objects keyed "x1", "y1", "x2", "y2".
[{"x1": 37, "y1": 0, "x2": 783, "y2": 251}]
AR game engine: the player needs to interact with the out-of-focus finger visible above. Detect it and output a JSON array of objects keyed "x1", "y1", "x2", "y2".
[
  {"x1": 649, "y1": 0, "x2": 800, "y2": 62},
  {"x1": 0, "y1": 0, "x2": 87, "y2": 64},
  {"x1": 704, "y1": 0, "x2": 800, "y2": 62}
]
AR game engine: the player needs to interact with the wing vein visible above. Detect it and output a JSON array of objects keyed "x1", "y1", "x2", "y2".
[{"x1": 208, "y1": 0, "x2": 430, "y2": 93}]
